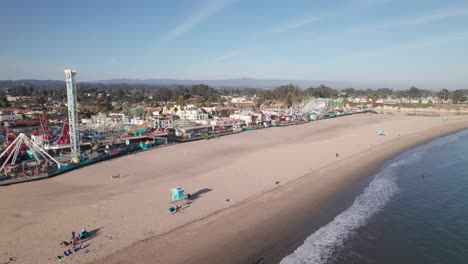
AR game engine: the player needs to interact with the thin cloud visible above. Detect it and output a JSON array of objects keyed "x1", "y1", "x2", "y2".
[
  {"x1": 215, "y1": 0, "x2": 390, "y2": 62},
  {"x1": 334, "y1": 30, "x2": 468, "y2": 61},
  {"x1": 160, "y1": 0, "x2": 236, "y2": 42},
  {"x1": 271, "y1": 11, "x2": 342, "y2": 34},
  {"x1": 306, "y1": 7, "x2": 468, "y2": 44},
  {"x1": 370, "y1": 7, "x2": 468, "y2": 31},
  {"x1": 217, "y1": 10, "x2": 341, "y2": 62},
  {"x1": 271, "y1": 0, "x2": 390, "y2": 35}
]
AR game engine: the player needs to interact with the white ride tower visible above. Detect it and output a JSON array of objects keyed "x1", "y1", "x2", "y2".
[{"x1": 64, "y1": 70, "x2": 80, "y2": 162}]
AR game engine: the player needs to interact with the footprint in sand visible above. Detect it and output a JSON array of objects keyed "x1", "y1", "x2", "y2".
[
  {"x1": 146, "y1": 229, "x2": 155, "y2": 236},
  {"x1": 13, "y1": 211, "x2": 33, "y2": 218}
]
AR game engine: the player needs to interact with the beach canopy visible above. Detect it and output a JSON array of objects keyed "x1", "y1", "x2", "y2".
[{"x1": 378, "y1": 129, "x2": 385, "y2": 135}]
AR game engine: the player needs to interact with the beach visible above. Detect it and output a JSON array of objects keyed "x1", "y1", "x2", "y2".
[{"x1": 0, "y1": 114, "x2": 467, "y2": 264}]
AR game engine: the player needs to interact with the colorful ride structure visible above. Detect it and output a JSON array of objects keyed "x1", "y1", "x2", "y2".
[
  {"x1": 38, "y1": 113, "x2": 54, "y2": 143},
  {"x1": 0, "y1": 133, "x2": 62, "y2": 179},
  {"x1": 3, "y1": 121, "x2": 15, "y2": 146},
  {"x1": 32, "y1": 116, "x2": 71, "y2": 147},
  {"x1": 120, "y1": 120, "x2": 152, "y2": 138},
  {"x1": 55, "y1": 120, "x2": 70, "y2": 145}
]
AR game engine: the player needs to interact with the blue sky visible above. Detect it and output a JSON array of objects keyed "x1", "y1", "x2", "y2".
[{"x1": 1, "y1": 0, "x2": 468, "y2": 89}]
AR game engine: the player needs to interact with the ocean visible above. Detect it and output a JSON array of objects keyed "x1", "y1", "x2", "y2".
[{"x1": 281, "y1": 129, "x2": 468, "y2": 264}]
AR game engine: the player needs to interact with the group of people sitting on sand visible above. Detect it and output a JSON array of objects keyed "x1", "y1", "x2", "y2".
[{"x1": 58, "y1": 229, "x2": 89, "y2": 259}]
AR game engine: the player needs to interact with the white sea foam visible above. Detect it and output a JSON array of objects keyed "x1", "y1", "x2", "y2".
[
  {"x1": 280, "y1": 153, "x2": 422, "y2": 264},
  {"x1": 280, "y1": 130, "x2": 468, "y2": 264}
]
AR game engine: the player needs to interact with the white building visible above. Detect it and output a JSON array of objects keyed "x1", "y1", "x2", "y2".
[
  {"x1": 230, "y1": 111, "x2": 255, "y2": 125},
  {"x1": 231, "y1": 97, "x2": 251, "y2": 104},
  {"x1": 0, "y1": 114, "x2": 23, "y2": 122},
  {"x1": 177, "y1": 110, "x2": 209, "y2": 122}
]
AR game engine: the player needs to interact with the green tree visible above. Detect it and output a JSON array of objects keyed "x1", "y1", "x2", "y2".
[
  {"x1": 177, "y1": 95, "x2": 185, "y2": 106},
  {"x1": 407, "y1": 87, "x2": 421, "y2": 99},
  {"x1": 96, "y1": 98, "x2": 103, "y2": 112},
  {"x1": 0, "y1": 94, "x2": 9, "y2": 107},
  {"x1": 306, "y1": 85, "x2": 338, "y2": 98},
  {"x1": 439, "y1": 89, "x2": 449, "y2": 101},
  {"x1": 285, "y1": 93, "x2": 293, "y2": 108},
  {"x1": 342, "y1": 88, "x2": 356, "y2": 96},
  {"x1": 153, "y1": 88, "x2": 172, "y2": 102},
  {"x1": 451, "y1": 90, "x2": 466, "y2": 103}
]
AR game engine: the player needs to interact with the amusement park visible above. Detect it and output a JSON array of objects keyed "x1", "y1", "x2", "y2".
[{"x1": 0, "y1": 70, "x2": 370, "y2": 185}]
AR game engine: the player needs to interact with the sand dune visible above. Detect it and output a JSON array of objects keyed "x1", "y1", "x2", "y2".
[{"x1": 0, "y1": 114, "x2": 466, "y2": 264}]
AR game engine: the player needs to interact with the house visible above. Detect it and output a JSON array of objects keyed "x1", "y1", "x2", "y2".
[
  {"x1": 154, "y1": 117, "x2": 173, "y2": 129},
  {"x1": 152, "y1": 107, "x2": 163, "y2": 117},
  {"x1": 229, "y1": 110, "x2": 255, "y2": 126},
  {"x1": 176, "y1": 109, "x2": 209, "y2": 122}
]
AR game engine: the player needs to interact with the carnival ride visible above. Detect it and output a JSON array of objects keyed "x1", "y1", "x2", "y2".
[
  {"x1": 38, "y1": 113, "x2": 54, "y2": 143},
  {"x1": 55, "y1": 120, "x2": 70, "y2": 145},
  {"x1": 0, "y1": 133, "x2": 62, "y2": 179},
  {"x1": 301, "y1": 98, "x2": 329, "y2": 114},
  {"x1": 4, "y1": 121, "x2": 15, "y2": 146},
  {"x1": 120, "y1": 120, "x2": 152, "y2": 138}
]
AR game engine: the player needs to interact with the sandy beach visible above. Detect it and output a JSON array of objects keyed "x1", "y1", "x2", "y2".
[{"x1": 0, "y1": 114, "x2": 467, "y2": 264}]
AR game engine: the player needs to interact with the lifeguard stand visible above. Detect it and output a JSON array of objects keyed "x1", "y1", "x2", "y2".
[{"x1": 171, "y1": 187, "x2": 186, "y2": 201}]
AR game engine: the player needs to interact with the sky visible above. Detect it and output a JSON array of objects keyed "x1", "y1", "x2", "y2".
[{"x1": 1, "y1": 0, "x2": 468, "y2": 89}]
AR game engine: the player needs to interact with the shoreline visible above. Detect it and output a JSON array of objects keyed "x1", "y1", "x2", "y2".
[{"x1": 94, "y1": 120, "x2": 468, "y2": 264}]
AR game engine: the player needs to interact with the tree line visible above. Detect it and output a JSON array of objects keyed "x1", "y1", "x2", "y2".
[{"x1": 0, "y1": 81, "x2": 467, "y2": 113}]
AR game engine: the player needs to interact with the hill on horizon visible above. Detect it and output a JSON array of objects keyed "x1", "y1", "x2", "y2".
[
  {"x1": 93, "y1": 77, "x2": 357, "y2": 89},
  {"x1": 1, "y1": 78, "x2": 445, "y2": 90}
]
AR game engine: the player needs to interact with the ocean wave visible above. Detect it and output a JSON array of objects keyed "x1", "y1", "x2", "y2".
[
  {"x1": 280, "y1": 129, "x2": 468, "y2": 264},
  {"x1": 280, "y1": 152, "x2": 422, "y2": 264}
]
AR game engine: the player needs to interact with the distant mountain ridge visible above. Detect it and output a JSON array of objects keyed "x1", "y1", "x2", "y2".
[
  {"x1": 0, "y1": 78, "x2": 463, "y2": 90},
  {"x1": 94, "y1": 77, "x2": 357, "y2": 89}
]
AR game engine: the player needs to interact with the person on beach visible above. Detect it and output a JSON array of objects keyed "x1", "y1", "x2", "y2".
[{"x1": 71, "y1": 231, "x2": 80, "y2": 246}]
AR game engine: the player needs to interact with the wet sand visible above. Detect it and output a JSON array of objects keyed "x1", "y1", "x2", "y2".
[{"x1": 0, "y1": 114, "x2": 467, "y2": 264}]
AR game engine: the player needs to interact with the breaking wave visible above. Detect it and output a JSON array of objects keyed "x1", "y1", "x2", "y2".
[
  {"x1": 280, "y1": 161, "x2": 402, "y2": 264},
  {"x1": 279, "y1": 130, "x2": 468, "y2": 264}
]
